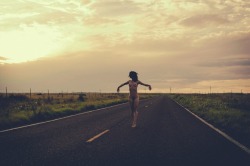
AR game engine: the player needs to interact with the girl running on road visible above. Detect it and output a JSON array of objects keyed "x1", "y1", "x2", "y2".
[{"x1": 117, "y1": 71, "x2": 152, "y2": 128}]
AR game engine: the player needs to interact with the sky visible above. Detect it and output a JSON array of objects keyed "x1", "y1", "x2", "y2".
[{"x1": 0, "y1": 0, "x2": 250, "y2": 93}]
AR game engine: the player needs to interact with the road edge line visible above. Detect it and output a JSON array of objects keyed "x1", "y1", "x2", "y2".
[
  {"x1": 172, "y1": 99, "x2": 250, "y2": 155},
  {"x1": 0, "y1": 102, "x2": 128, "y2": 133},
  {"x1": 0, "y1": 98, "x2": 153, "y2": 133}
]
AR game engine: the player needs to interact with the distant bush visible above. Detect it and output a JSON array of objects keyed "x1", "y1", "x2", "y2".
[
  {"x1": 0, "y1": 94, "x2": 29, "y2": 112},
  {"x1": 78, "y1": 93, "x2": 86, "y2": 102}
]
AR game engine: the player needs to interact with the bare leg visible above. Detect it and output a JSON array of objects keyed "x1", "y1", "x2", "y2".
[
  {"x1": 129, "y1": 97, "x2": 135, "y2": 125},
  {"x1": 132, "y1": 111, "x2": 138, "y2": 127},
  {"x1": 131, "y1": 97, "x2": 139, "y2": 128}
]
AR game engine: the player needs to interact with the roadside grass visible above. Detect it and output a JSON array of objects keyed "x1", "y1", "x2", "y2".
[
  {"x1": 169, "y1": 93, "x2": 250, "y2": 148},
  {"x1": 0, "y1": 93, "x2": 155, "y2": 130}
]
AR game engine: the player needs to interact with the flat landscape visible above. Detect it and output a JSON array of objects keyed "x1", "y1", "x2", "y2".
[
  {"x1": 2, "y1": 1, "x2": 250, "y2": 165},
  {"x1": 0, "y1": 95, "x2": 249, "y2": 166}
]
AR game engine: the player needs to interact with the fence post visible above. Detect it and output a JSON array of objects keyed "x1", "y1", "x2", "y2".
[{"x1": 6, "y1": 86, "x2": 7, "y2": 97}]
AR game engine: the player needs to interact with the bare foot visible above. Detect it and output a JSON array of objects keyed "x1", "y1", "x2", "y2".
[{"x1": 131, "y1": 122, "x2": 136, "y2": 128}]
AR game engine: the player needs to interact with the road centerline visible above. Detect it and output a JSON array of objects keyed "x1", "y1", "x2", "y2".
[{"x1": 86, "y1": 129, "x2": 110, "y2": 143}]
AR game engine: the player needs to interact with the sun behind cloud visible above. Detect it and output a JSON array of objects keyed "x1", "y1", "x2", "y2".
[{"x1": 0, "y1": 23, "x2": 64, "y2": 63}]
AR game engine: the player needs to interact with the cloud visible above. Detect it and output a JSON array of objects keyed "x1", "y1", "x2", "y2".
[
  {"x1": 195, "y1": 32, "x2": 250, "y2": 59},
  {"x1": 112, "y1": 37, "x2": 192, "y2": 55},
  {"x1": 83, "y1": 17, "x2": 122, "y2": 26},
  {"x1": 180, "y1": 14, "x2": 229, "y2": 27},
  {"x1": 1, "y1": 46, "x2": 249, "y2": 93},
  {"x1": 228, "y1": 34, "x2": 250, "y2": 55},
  {"x1": 90, "y1": 0, "x2": 142, "y2": 17},
  {"x1": 0, "y1": 0, "x2": 91, "y2": 30},
  {"x1": 198, "y1": 58, "x2": 250, "y2": 67},
  {"x1": 0, "y1": 49, "x2": 195, "y2": 92},
  {"x1": 0, "y1": 56, "x2": 8, "y2": 64},
  {"x1": 0, "y1": 56, "x2": 8, "y2": 61},
  {"x1": 1, "y1": 0, "x2": 250, "y2": 93}
]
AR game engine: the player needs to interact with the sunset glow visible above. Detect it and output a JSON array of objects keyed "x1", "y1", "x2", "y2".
[
  {"x1": 0, "y1": 24, "x2": 64, "y2": 63},
  {"x1": 0, "y1": 0, "x2": 250, "y2": 93}
]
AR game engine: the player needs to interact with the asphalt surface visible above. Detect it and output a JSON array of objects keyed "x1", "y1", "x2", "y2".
[{"x1": 0, "y1": 95, "x2": 249, "y2": 166}]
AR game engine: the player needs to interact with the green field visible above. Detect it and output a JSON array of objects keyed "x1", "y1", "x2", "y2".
[
  {"x1": 169, "y1": 93, "x2": 250, "y2": 148},
  {"x1": 0, "y1": 92, "x2": 155, "y2": 130}
]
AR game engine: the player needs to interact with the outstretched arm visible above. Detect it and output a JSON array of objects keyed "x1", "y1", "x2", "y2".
[
  {"x1": 117, "y1": 81, "x2": 129, "y2": 93},
  {"x1": 138, "y1": 81, "x2": 152, "y2": 90}
]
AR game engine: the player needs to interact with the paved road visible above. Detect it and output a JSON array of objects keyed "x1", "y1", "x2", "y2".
[{"x1": 0, "y1": 95, "x2": 249, "y2": 166}]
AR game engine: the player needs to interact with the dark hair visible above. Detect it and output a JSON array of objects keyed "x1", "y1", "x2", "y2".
[{"x1": 129, "y1": 71, "x2": 138, "y2": 81}]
